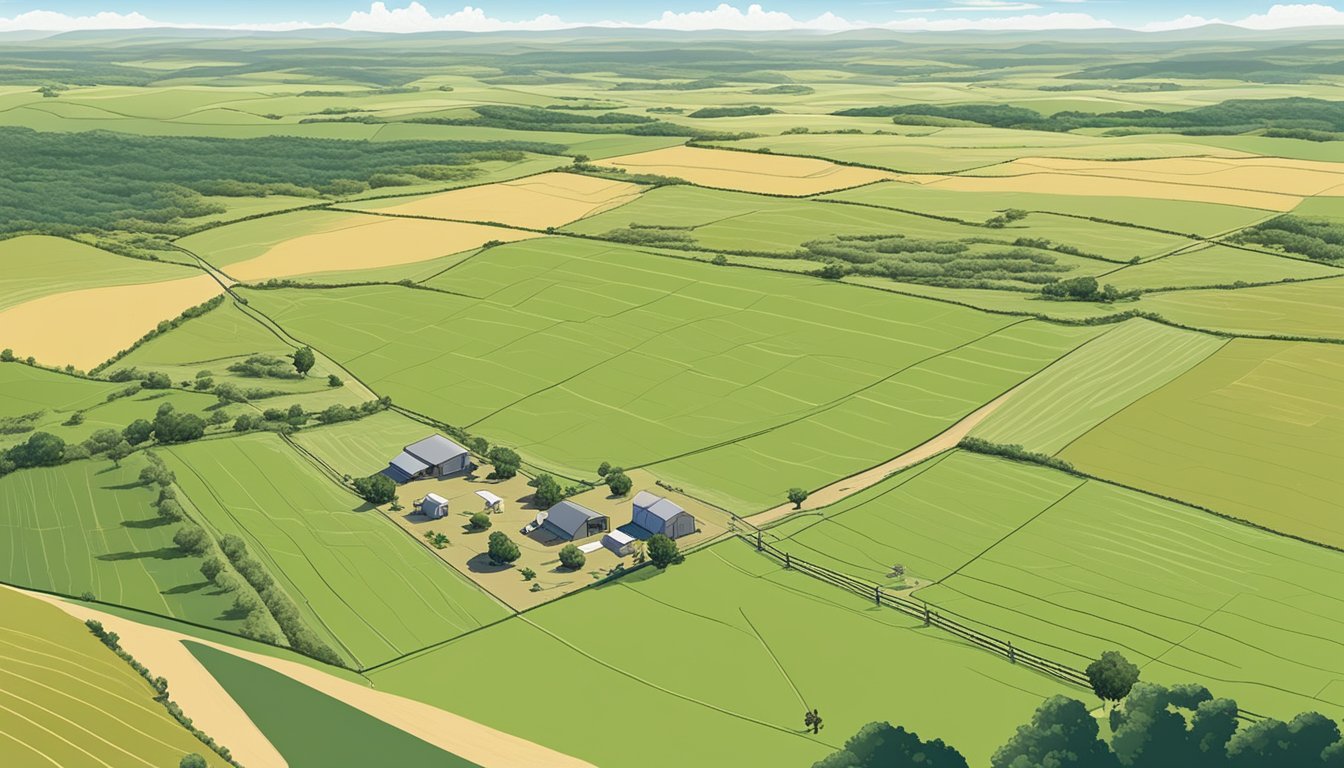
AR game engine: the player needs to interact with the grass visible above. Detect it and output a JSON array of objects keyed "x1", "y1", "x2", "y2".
[
  {"x1": 185, "y1": 642, "x2": 476, "y2": 767},
  {"x1": 767, "y1": 450, "x2": 1344, "y2": 721},
  {"x1": 290, "y1": 409, "x2": 435, "y2": 479},
  {"x1": 369, "y1": 539, "x2": 1082, "y2": 768},
  {"x1": 1103, "y1": 244, "x2": 1343, "y2": 291},
  {"x1": 242, "y1": 237, "x2": 1099, "y2": 510},
  {"x1": 1060, "y1": 338, "x2": 1344, "y2": 549},
  {"x1": 971, "y1": 319, "x2": 1227, "y2": 455},
  {"x1": 0, "y1": 455, "x2": 243, "y2": 631},
  {"x1": 1139, "y1": 277, "x2": 1344, "y2": 341},
  {"x1": 0, "y1": 235, "x2": 199, "y2": 311},
  {"x1": 162, "y1": 434, "x2": 510, "y2": 668},
  {"x1": 0, "y1": 586, "x2": 229, "y2": 767}
]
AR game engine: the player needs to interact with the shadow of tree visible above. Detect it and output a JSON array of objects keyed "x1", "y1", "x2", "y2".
[
  {"x1": 97, "y1": 547, "x2": 187, "y2": 561},
  {"x1": 162, "y1": 580, "x2": 210, "y2": 595},
  {"x1": 466, "y1": 553, "x2": 513, "y2": 574},
  {"x1": 121, "y1": 516, "x2": 172, "y2": 529}
]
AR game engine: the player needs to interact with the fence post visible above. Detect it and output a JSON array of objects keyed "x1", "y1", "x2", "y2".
[
  {"x1": 756, "y1": 531, "x2": 762, "y2": 551},
  {"x1": 784, "y1": 552, "x2": 791, "y2": 569},
  {"x1": 923, "y1": 604, "x2": 931, "y2": 627},
  {"x1": 874, "y1": 586, "x2": 881, "y2": 606},
  {"x1": 1008, "y1": 643, "x2": 1016, "y2": 664}
]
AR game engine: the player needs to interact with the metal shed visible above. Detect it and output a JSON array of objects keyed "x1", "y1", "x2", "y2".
[
  {"x1": 631, "y1": 491, "x2": 696, "y2": 539},
  {"x1": 382, "y1": 434, "x2": 472, "y2": 483},
  {"x1": 540, "y1": 500, "x2": 609, "y2": 541}
]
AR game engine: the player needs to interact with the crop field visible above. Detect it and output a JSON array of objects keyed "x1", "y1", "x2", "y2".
[
  {"x1": 971, "y1": 319, "x2": 1227, "y2": 455},
  {"x1": 370, "y1": 540, "x2": 1082, "y2": 768},
  {"x1": 766, "y1": 450, "x2": 1344, "y2": 721},
  {"x1": 162, "y1": 434, "x2": 509, "y2": 668},
  {"x1": 0, "y1": 236, "x2": 199, "y2": 311},
  {"x1": 0, "y1": 456, "x2": 243, "y2": 631},
  {"x1": 1102, "y1": 244, "x2": 1344, "y2": 291},
  {"x1": 1139, "y1": 277, "x2": 1344, "y2": 340},
  {"x1": 242, "y1": 237, "x2": 1099, "y2": 509},
  {"x1": 1060, "y1": 338, "x2": 1344, "y2": 549},
  {"x1": 290, "y1": 410, "x2": 435, "y2": 479},
  {"x1": 349, "y1": 171, "x2": 646, "y2": 229},
  {"x1": 594, "y1": 145, "x2": 894, "y2": 195},
  {"x1": 0, "y1": 586, "x2": 228, "y2": 768}
]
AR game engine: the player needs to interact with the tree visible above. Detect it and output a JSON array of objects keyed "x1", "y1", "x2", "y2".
[
  {"x1": 0, "y1": 348, "x2": 13, "y2": 362},
  {"x1": 214, "y1": 382, "x2": 247, "y2": 405},
  {"x1": 531, "y1": 473, "x2": 564, "y2": 508},
  {"x1": 200, "y1": 557, "x2": 225, "y2": 583},
  {"x1": 787, "y1": 487, "x2": 809, "y2": 509},
  {"x1": 152, "y1": 405, "x2": 205, "y2": 444},
  {"x1": 123, "y1": 418, "x2": 154, "y2": 445},
  {"x1": 83, "y1": 428, "x2": 122, "y2": 455},
  {"x1": 353, "y1": 473, "x2": 396, "y2": 504},
  {"x1": 292, "y1": 346, "x2": 316, "y2": 376},
  {"x1": 605, "y1": 469, "x2": 633, "y2": 497},
  {"x1": 597, "y1": 461, "x2": 612, "y2": 477},
  {"x1": 143, "y1": 371, "x2": 172, "y2": 389},
  {"x1": 559, "y1": 543, "x2": 586, "y2": 569},
  {"x1": 107, "y1": 440, "x2": 134, "y2": 467},
  {"x1": 646, "y1": 534, "x2": 684, "y2": 569},
  {"x1": 172, "y1": 526, "x2": 210, "y2": 556},
  {"x1": 469, "y1": 511, "x2": 493, "y2": 530},
  {"x1": 5, "y1": 431, "x2": 66, "y2": 468},
  {"x1": 1111, "y1": 683, "x2": 1204, "y2": 768},
  {"x1": 327, "y1": 374, "x2": 342, "y2": 387},
  {"x1": 179, "y1": 754, "x2": 208, "y2": 768},
  {"x1": 992, "y1": 696, "x2": 1118, "y2": 768},
  {"x1": 816, "y1": 722, "x2": 969, "y2": 768},
  {"x1": 138, "y1": 456, "x2": 175, "y2": 487},
  {"x1": 487, "y1": 531, "x2": 520, "y2": 565},
  {"x1": 487, "y1": 446, "x2": 521, "y2": 479},
  {"x1": 1087, "y1": 650, "x2": 1141, "y2": 708}
]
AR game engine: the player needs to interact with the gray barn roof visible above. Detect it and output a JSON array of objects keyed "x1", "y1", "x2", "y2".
[
  {"x1": 542, "y1": 500, "x2": 605, "y2": 539},
  {"x1": 404, "y1": 434, "x2": 468, "y2": 466},
  {"x1": 632, "y1": 491, "x2": 686, "y2": 522},
  {"x1": 388, "y1": 452, "x2": 430, "y2": 478}
]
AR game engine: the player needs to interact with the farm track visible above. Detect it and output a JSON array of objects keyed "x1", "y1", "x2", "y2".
[{"x1": 10, "y1": 585, "x2": 597, "y2": 768}]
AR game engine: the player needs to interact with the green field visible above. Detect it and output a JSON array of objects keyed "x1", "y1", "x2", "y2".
[
  {"x1": 1102, "y1": 244, "x2": 1343, "y2": 291},
  {"x1": 1140, "y1": 278, "x2": 1344, "y2": 341},
  {"x1": 186, "y1": 642, "x2": 475, "y2": 767},
  {"x1": 971, "y1": 319, "x2": 1227, "y2": 455},
  {"x1": 0, "y1": 235, "x2": 198, "y2": 310},
  {"x1": 290, "y1": 409, "x2": 434, "y2": 478},
  {"x1": 163, "y1": 434, "x2": 509, "y2": 668},
  {"x1": 242, "y1": 237, "x2": 1099, "y2": 509},
  {"x1": 0, "y1": 587, "x2": 227, "y2": 767},
  {"x1": 370, "y1": 539, "x2": 1082, "y2": 768},
  {"x1": 768, "y1": 450, "x2": 1344, "y2": 721},
  {"x1": 1060, "y1": 338, "x2": 1344, "y2": 549},
  {"x1": 0, "y1": 455, "x2": 243, "y2": 630}
]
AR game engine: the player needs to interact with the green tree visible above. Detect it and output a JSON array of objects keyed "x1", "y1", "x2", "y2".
[
  {"x1": 327, "y1": 373, "x2": 343, "y2": 387},
  {"x1": 597, "y1": 461, "x2": 612, "y2": 477},
  {"x1": 107, "y1": 440, "x2": 134, "y2": 467},
  {"x1": 1087, "y1": 651, "x2": 1142, "y2": 708},
  {"x1": 487, "y1": 446, "x2": 521, "y2": 479},
  {"x1": 469, "y1": 511, "x2": 493, "y2": 530},
  {"x1": 559, "y1": 543, "x2": 586, "y2": 569},
  {"x1": 5, "y1": 431, "x2": 66, "y2": 468},
  {"x1": 352, "y1": 473, "x2": 397, "y2": 504},
  {"x1": 82, "y1": 428, "x2": 121, "y2": 455},
  {"x1": 605, "y1": 469, "x2": 633, "y2": 497},
  {"x1": 172, "y1": 526, "x2": 210, "y2": 556},
  {"x1": 487, "y1": 531, "x2": 520, "y2": 565},
  {"x1": 531, "y1": 473, "x2": 564, "y2": 508},
  {"x1": 646, "y1": 534, "x2": 684, "y2": 569},
  {"x1": 0, "y1": 348, "x2": 13, "y2": 362},
  {"x1": 143, "y1": 371, "x2": 172, "y2": 389},
  {"x1": 122, "y1": 418, "x2": 154, "y2": 445},
  {"x1": 292, "y1": 346, "x2": 316, "y2": 375},
  {"x1": 787, "y1": 487, "x2": 809, "y2": 509},
  {"x1": 520, "y1": 567, "x2": 537, "y2": 581},
  {"x1": 214, "y1": 382, "x2": 247, "y2": 405},
  {"x1": 816, "y1": 722, "x2": 968, "y2": 768},
  {"x1": 179, "y1": 754, "x2": 208, "y2": 768},
  {"x1": 200, "y1": 557, "x2": 225, "y2": 583},
  {"x1": 992, "y1": 696, "x2": 1118, "y2": 768}
]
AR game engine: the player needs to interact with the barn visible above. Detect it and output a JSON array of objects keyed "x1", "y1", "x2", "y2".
[
  {"x1": 631, "y1": 491, "x2": 696, "y2": 539},
  {"x1": 540, "y1": 500, "x2": 609, "y2": 541},
  {"x1": 382, "y1": 434, "x2": 473, "y2": 483}
]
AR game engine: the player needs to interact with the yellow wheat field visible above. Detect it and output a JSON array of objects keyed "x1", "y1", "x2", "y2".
[
  {"x1": 595, "y1": 145, "x2": 894, "y2": 196},
  {"x1": 368, "y1": 172, "x2": 645, "y2": 229},
  {"x1": 0, "y1": 274, "x2": 223, "y2": 369},
  {"x1": 226, "y1": 216, "x2": 539, "y2": 281}
]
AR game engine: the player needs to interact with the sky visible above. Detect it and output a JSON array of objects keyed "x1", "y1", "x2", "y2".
[{"x1": 2, "y1": 1, "x2": 1344, "y2": 33}]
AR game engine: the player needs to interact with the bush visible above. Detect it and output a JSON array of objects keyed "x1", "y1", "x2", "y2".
[
  {"x1": 606, "y1": 469, "x2": 633, "y2": 497},
  {"x1": 469, "y1": 511, "x2": 493, "y2": 531},
  {"x1": 172, "y1": 526, "x2": 211, "y2": 556},
  {"x1": 487, "y1": 446, "x2": 521, "y2": 479},
  {"x1": 559, "y1": 543, "x2": 586, "y2": 570},
  {"x1": 646, "y1": 534, "x2": 684, "y2": 569},
  {"x1": 4, "y1": 431, "x2": 66, "y2": 468},
  {"x1": 958, "y1": 437, "x2": 1075, "y2": 472},
  {"x1": 531, "y1": 473, "x2": 565, "y2": 508},
  {"x1": 520, "y1": 567, "x2": 537, "y2": 581},
  {"x1": 327, "y1": 374, "x2": 343, "y2": 387},
  {"x1": 353, "y1": 473, "x2": 397, "y2": 504},
  {"x1": 180, "y1": 754, "x2": 208, "y2": 768},
  {"x1": 487, "y1": 531, "x2": 521, "y2": 565}
]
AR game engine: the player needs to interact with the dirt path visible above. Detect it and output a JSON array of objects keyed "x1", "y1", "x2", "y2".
[
  {"x1": 13, "y1": 587, "x2": 596, "y2": 768},
  {"x1": 745, "y1": 391, "x2": 1014, "y2": 527}
]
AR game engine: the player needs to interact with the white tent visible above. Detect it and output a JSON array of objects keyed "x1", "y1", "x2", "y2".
[
  {"x1": 420, "y1": 493, "x2": 449, "y2": 519},
  {"x1": 602, "y1": 529, "x2": 636, "y2": 557},
  {"x1": 474, "y1": 490, "x2": 504, "y2": 511}
]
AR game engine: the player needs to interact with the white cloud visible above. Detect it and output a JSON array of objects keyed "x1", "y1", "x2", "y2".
[
  {"x1": 2, "y1": 2, "x2": 1343, "y2": 35},
  {"x1": 338, "y1": 2, "x2": 566, "y2": 32}
]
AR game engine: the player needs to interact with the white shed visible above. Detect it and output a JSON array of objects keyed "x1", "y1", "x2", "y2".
[
  {"x1": 602, "y1": 529, "x2": 637, "y2": 557},
  {"x1": 420, "y1": 493, "x2": 449, "y2": 519}
]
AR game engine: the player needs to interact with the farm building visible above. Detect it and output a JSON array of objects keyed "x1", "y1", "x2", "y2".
[
  {"x1": 540, "y1": 500, "x2": 610, "y2": 541},
  {"x1": 419, "y1": 493, "x2": 449, "y2": 519},
  {"x1": 631, "y1": 491, "x2": 696, "y2": 539},
  {"x1": 383, "y1": 434, "x2": 473, "y2": 483},
  {"x1": 602, "y1": 529, "x2": 637, "y2": 557}
]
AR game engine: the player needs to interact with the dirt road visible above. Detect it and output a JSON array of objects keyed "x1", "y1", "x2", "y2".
[
  {"x1": 744, "y1": 391, "x2": 1014, "y2": 528},
  {"x1": 13, "y1": 587, "x2": 596, "y2": 768}
]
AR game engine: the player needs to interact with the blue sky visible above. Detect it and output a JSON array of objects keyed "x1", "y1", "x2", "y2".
[{"x1": 3, "y1": 1, "x2": 1344, "y2": 32}]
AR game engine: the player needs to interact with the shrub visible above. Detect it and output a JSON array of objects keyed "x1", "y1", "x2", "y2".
[
  {"x1": 520, "y1": 567, "x2": 537, "y2": 581},
  {"x1": 487, "y1": 446, "x2": 521, "y2": 479},
  {"x1": 353, "y1": 473, "x2": 397, "y2": 504},
  {"x1": 327, "y1": 374, "x2": 343, "y2": 387},
  {"x1": 123, "y1": 418, "x2": 154, "y2": 445},
  {"x1": 469, "y1": 511, "x2": 493, "y2": 531},
  {"x1": 559, "y1": 543, "x2": 586, "y2": 570},
  {"x1": 531, "y1": 473, "x2": 565, "y2": 508},
  {"x1": 646, "y1": 534, "x2": 684, "y2": 569},
  {"x1": 605, "y1": 469, "x2": 633, "y2": 497},
  {"x1": 487, "y1": 531, "x2": 521, "y2": 565}
]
